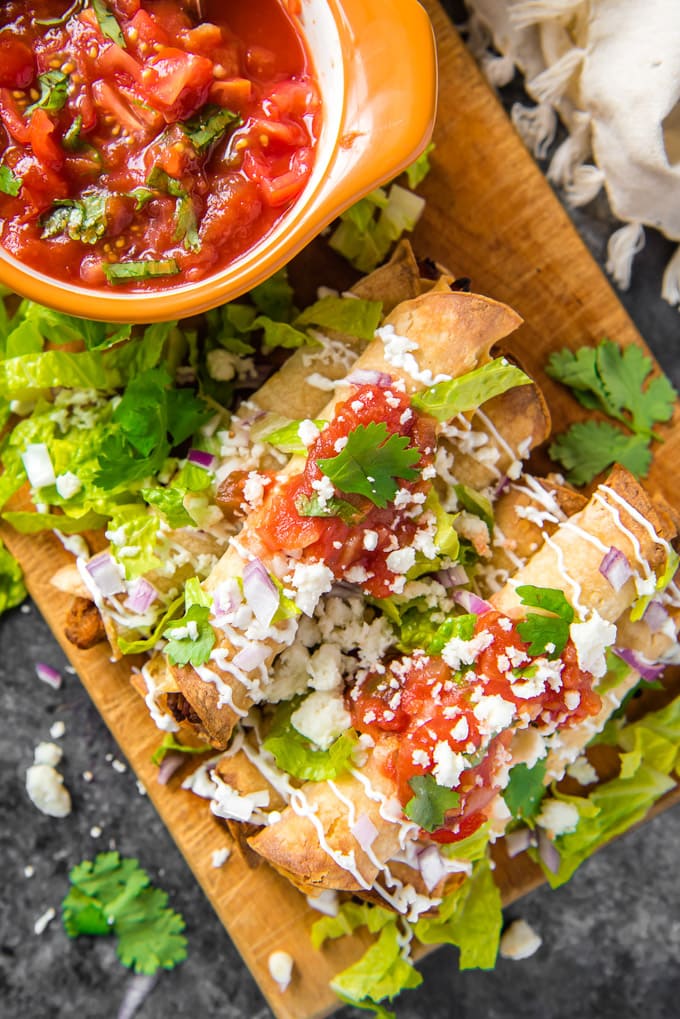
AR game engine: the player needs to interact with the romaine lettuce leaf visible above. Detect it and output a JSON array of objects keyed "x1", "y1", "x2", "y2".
[
  {"x1": 263, "y1": 697, "x2": 357, "y2": 781},
  {"x1": 411, "y1": 359, "x2": 531, "y2": 422},
  {"x1": 414, "y1": 856, "x2": 502, "y2": 970},
  {"x1": 0, "y1": 538, "x2": 26, "y2": 615},
  {"x1": 294, "y1": 296, "x2": 383, "y2": 340}
]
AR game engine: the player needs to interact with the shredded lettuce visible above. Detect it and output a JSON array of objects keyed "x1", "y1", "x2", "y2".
[
  {"x1": 312, "y1": 902, "x2": 422, "y2": 1017},
  {"x1": 330, "y1": 183, "x2": 425, "y2": 274},
  {"x1": 411, "y1": 358, "x2": 531, "y2": 422},
  {"x1": 294, "y1": 296, "x2": 383, "y2": 340},
  {"x1": 415, "y1": 856, "x2": 502, "y2": 970},
  {"x1": 0, "y1": 538, "x2": 26, "y2": 615},
  {"x1": 263, "y1": 697, "x2": 357, "y2": 781}
]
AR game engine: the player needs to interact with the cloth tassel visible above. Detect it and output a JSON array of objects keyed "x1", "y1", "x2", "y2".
[
  {"x1": 510, "y1": 0, "x2": 585, "y2": 30},
  {"x1": 564, "y1": 164, "x2": 605, "y2": 207},
  {"x1": 511, "y1": 102, "x2": 557, "y2": 159},
  {"x1": 606, "y1": 222, "x2": 645, "y2": 291},
  {"x1": 481, "y1": 52, "x2": 516, "y2": 88},
  {"x1": 526, "y1": 47, "x2": 585, "y2": 106},
  {"x1": 661, "y1": 245, "x2": 680, "y2": 307},
  {"x1": 547, "y1": 112, "x2": 591, "y2": 186}
]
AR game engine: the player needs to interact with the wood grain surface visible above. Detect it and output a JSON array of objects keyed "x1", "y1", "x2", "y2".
[{"x1": 2, "y1": 4, "x2": 680, "y2": 1018}]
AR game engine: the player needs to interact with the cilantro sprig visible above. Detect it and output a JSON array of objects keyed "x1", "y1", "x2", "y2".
[
  {"x1": 516, "y1": 585, "x2": 574, "y2": 659},
  {"x1": 404, "y1": 773, "x2": 460, "y2": 832},
  {"x1": 547, "y1": 339, "x2": 677, "y2": 484},
  {"x1": 61, "y1": 852, "x2": 187, "y2": 975},
  {"x1": 318, "y1": 421, "x2": 420, "y2": 508},
  {"x1": 503, "y1": 759, "x2": 547, "y2": 822}
]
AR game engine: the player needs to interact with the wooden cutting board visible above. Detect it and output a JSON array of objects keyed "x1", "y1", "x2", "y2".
[{"x1": 3, "y1": 3, "x2": 680, "y2": 1018}]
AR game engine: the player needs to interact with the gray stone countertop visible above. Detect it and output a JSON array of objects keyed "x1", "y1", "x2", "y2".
[{"x1": 2, "y1": 12, "x2": 680, "y2": 1019}]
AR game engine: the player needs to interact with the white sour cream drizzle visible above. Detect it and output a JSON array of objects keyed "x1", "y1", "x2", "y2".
[
  {"x1": 194, "y1": 664, "x2": 250, "y2": 716},
  {"x1": 540, "y1": 533, "x2": 588, "y2": 616},
  {"x1": 473, "y1": 409, "x2": 522, "y2": 479},
  {"x1": 288, "y1": 787, "x2": 372, "y2": 889},
  {"x1": 139, "y1": 663, "x2": 179, "y2": 732},
  {"x1": 595, "y1": 484, "x2": 672, "y2": 584}
]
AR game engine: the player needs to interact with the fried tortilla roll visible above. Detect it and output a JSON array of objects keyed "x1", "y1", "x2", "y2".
[
  {"x1": 163, "y1": 291, "x2": 524, "y2": 747},
  {"x1": 246, "y1": 467, "x2": 677, "y2": 901},
  {"x1": 492, "y1": 464, "x2": 676, "y2": 622}
]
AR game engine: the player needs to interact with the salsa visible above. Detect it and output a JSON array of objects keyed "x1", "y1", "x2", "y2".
[
  {"x1": 350, "y1": 610, "x2": 602, "y2": 842},
  {"x1": 0, "y1": 0, "x2": 320, "y2": 291},
  {"x1": 252, "y1": 382, "x2": 438, "y2": 598}
]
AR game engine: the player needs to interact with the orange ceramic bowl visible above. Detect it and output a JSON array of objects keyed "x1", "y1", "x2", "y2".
[{"x1": 0, "y1": 0, "x2": 437, "y2": 323}]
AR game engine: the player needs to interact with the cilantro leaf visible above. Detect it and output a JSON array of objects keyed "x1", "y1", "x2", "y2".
[
  {"x1": 0, "y1": 165, "x2": 22, "y2": 197},
  {"x1": 295, "y1": 491, "x2": 362, "y2": 524},
  {"x1": 548, "y1": 420, "x2": 652, "y2": 485},
  {"x1": 104, "y1": 259, "x2": 180, "y2": 283},
  {"x1": 318, "y1": 421, "x2": 420, "y2": 508},
  {"x1": 516, "y1": 585, "x2": 574, "y2": 659},
  {"x1": 163, "y1": 603, "x2": 215, "y2": 667},
  {"x1": 503, "y1": 759, "x2": 547, "y2": 821},
  {"x1": 180, "y1": 104, "x2": 241, "y2": 154},
  {"x1": 404, "y1": 773, "x2": 460, "y2": 832},
  {"x1": 411, "y1": 359, "x2": 531, "y2": 421},
  {"x1": 26, "y1": 70, "x2": 69, "y2": 114},
  {"x1": 546, "y1": 339, "x2": 677, "y2": 485},
  {"x1": 41, "y1": 193, "x2": 108, "y2": 244},
  {"x1": 62, "y1": 852, "x2": 187, "y2": 975},
  {"x1": 92, "y1": 0, "x2": 126, "y2": 46}
]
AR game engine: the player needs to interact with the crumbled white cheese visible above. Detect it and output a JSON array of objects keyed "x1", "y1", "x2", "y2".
[
  {"x1": 33, "y1": 742, "x2": 63, "y2": 768},
  {"x1": 206, "y1": 348, "x2": 236, "y2": 381},
  {"x1": 570, "y1": 611, "x2": 617, "y2": 679},
  {"x1": 211, "y1": 847, "x2": 231, "y2": 868},
  {"x1": 376, "y1": 324, "x2": 451, "y2": 386},
  {"x1": 243, "y1": 471, "x2": 268, "y2": 510},
  {"x1": 450, "y1": 716, "x2": 469, "y2": 742},
  {"x1": 510, "y1": 728, "x2": 547, "y2": 769},
  {"x1": 111, "y1": 758, "x2": 127, "y2": 774},
  {"x1": 34, "y1": 907, "x2": 56, "y2": 936},
  {"x1": 268, "y1": 950, "x2": 294, "y2": 991},
  {"x1": 564, "y1": 690, "x2": 581, "y2": 711},
  {"x1": 55, "y1": 471, "x2": 82, "y2": 499},
  {"x1": 363, "y1": 529, "x2": 379, "y2": 551},
  {"x1": 472, "y1": 694, "x2": 516, "y2": 736},
  {"x1": 26, "y1": 764, "x2": 71, "y2": 818},
  {"x1": 90, "y1": 825, "x2": 102, "y2": 839},
  {"x1": 290, "y1": 561, "x2": 334, "y2": 617},
  {"x1": 441, "y1": 631, "x2": 494, "y2": 670},
  {"x1": 500, "y1": 919, "x2": 542, "y2": 960},
  {"x1": 566, "y1": 756, "x2": 598, "y2": 786},
  {"x1": 386, "y1": 547, "x2": 416, "y2": 575},
  {"x1": 307, "y1": 643, "x2": 343, "y2": 691},
  {"x1": 22, "y1": 444, "x2": 56, "y2": 488},
  {"x1": 298, "y1": 419, "x2": 321, "y2": 447},
  {"x1": 536, "y1": 798, "x2": 580, "y2": 837},
  {"x1": 412, "y1": 748, "x2": 431, "y2": 767},
  {"x1": 48, "y1": 721, "x2": 65, "y2": 740},
  {"x1": 432, "y1": 742, "x2": 467, "y2": 788},
  {"x1": 290, "y1": 689, "x2": 351, "y2": 750},
  {"x1": 211, "y1": 776, "x2": 270, "y2": 823}
]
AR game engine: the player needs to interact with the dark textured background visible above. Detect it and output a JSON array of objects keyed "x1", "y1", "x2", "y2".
[{"x1": 2, "y1": 6, "x2": 680, "y2": 1018}]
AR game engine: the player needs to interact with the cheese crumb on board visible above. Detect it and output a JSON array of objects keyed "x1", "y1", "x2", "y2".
[
  {"x1": 268, "y1": 950, "x2": 294, "y2": 991},
  {"x1": 500, "y1": 918, "x2": 542, "y2": 960}
]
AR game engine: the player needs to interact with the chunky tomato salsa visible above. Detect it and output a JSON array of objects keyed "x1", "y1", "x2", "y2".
[{"x1": 0, "y1": 0, "x2": 320, "y2": 290}]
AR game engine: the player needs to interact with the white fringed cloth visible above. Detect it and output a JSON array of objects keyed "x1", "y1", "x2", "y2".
[{"x1": 463, "y1": 0, "x2": 680, "y2": 305}]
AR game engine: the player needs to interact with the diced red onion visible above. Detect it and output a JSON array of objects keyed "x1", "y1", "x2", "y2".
[
  {"x1": 435, "y1": 565, "x2": 468, "y2": 588},
  {"x1": 233, "y1": 643, "x2": 270, "y2": 672},
  {"x1": 453, "y1": 589, "x2": 493, "y2": 615},
  {"x1": 21, "y1": 443, "x2": 56, "y2": 488},
  {"x1": 35, "y1": 662, "x2": 63, "y2": 690},
  {"x1": 613, "y1": 646, "x2": 666, "y2": 683},
  {"x1": 86, "y1": 551, "x2": 125, "y2": 597},
  {"x1": 643, "y1": 599, "x2": 670, "y2": 633},
  {"x1": 124, "y1": 577, "x2": 158, "y2": 614},
  {"x1": 494, "y1": 475, "x2": 510, "y2": 499},
  {"x1": 346, "y1": 369, "x2": 392, "y2": 388},
  {"x1": 242, "y1": 557, "x2": 279, "y2": 627},
  {"x1": 417, "y1": 844, "x2": 449, "y2": 891},
  {"x1": 156, "y1": 751, "x2": 186, "y2": 786},
  {"x1": 116, "y1": 973, "x2": 158, "y2": 1019},
  {"x1": 598, "y1": 546, "x2": 633, "y2": 592},
  {"x1": 505, "y1": 827, "x2": 535, "y2": 859},
  {"x1": 537, "y1": 828, "x2": 561, "y2": 874},
  {"x1": 350, "y1": 812, "x2": 379, "y2": 851},
  {"x1": 187, "y1": 448, "x2": 216, "y2": 471}
]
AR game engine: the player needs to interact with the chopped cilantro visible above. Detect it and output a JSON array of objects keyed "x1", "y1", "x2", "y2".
[
  {"x1": 173, "y1": 195, "x2": 200, "y2": 252},
  {"x1": 41, "y1": 193, "x2": 108, "y2": 245},
  {"x1": 503, "y1": 759, "x2": 547, "y2": 821},
  {"x1": 26, "y1": 70, "x2": 69, "y2": 114},
  {"x1": 516, "y1": 585, "x2": 574, "y2": 659},
  {"x1": 547, "y1": 339, "x2": 676, "y2": 484},
  {"x1": 103, "y1": 258, "x2": 180, "y2": 283},
  {"x1": 61, "y1": 852, "x2": 187, "y2": 975},
  {"x1": 404, "y1": 773, "x2": 460, "y2": 832},
  {"x1": 411, "y1": 358, "x2": 531, "y2": 421},
  {"x1": 92, "y1": 0, "x2": 126, "y2": 46},
  {"x1": 295, "y1": 491, "x2": 362, "y2": 524},
  {"x1": 0, "y1": 165, "x2": 22, "y2": 197},
  {"x1": 180, "y1": 104, "x2": 241, "y2": 153},
  {"x1": 62, "y1": 115, "x2": 83, "y2": 150},
  {"x1": 318, "y1": 421, "x2": 420, "y2": 508}
]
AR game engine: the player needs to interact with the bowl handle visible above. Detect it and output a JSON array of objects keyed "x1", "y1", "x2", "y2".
[{"x1": 313, "y1": 0, "x2": 438, "y2": 222}]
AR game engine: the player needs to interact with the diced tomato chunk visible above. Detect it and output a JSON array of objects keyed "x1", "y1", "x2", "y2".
[
  {"x1": 143, "y1": 48, "x2": 214, "y2": 120},
  {"x1": 28, "y1": 109, "x2": 64, "y2": 172},
  {"x1": 0, "y1": 40, "x2": 34, "y2": 89}
]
